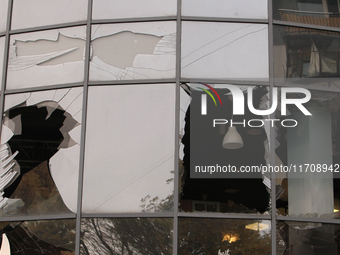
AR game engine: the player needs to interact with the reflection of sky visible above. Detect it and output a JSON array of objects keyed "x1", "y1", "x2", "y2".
[{"x1": 83, "y1": 85, "x2": 175, "y2": 213}]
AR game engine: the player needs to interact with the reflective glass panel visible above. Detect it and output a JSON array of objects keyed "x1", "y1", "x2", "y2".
[
  {"x1": 274, "y1": 25, "x2": 340, "y2": 90},
  {"x1": 181, "y1": 22, "x2": 269, "y2": 81},
  {"x1": 11, "y1": 0, "x2": 87, "y2": 30},
  {"x1": 92, "y1": 0, "x2": 176, "y2": 20},
  {"x1": 275, "y1": 88, "x2": 340, "y2": 219},
  {"x1": 179, "y1": 83, "x2": 271, "y2": 214},
  {"x1": 0, "y1": 87, "x2": 82, "y2": 216},
  {"x1": 273, "y1": 0, "x2": 340, "y2": 28},
  {"x1": 6, "y1": 26, "x2": 86, "y2": 90},
  {"x1": 0, "y1": 0, "x2": 8, "y2": 32},
  {"x1": 83, "y1": 84, "x2": 175, "y2": 213},
  {"x1": 89, "y1": 22, "x2": 176, "y2": 81},
  {"x1": 0, "y1": 219, "x2": 76, "y2": 254},
  {"x1": 182, "y1": 0, "x2": 268, "y2": 19},
  {"x1": 80, "y1": 218, "x2": 173, "y2": 255},
  {"x1": 277, "y1": 221, "x2": 340, "y2": 254},
  {"x1": 179, "y1": 218, "x2": 271, "y2": 255}
]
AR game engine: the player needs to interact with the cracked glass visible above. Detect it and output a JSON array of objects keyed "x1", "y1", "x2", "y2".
[
  {"x1": 80, "y1": 218, "x2": 173, "y2": 255},
  {"x1": 6, "y1": 26, "x2": 86, "y2": 90},
  {"x1": 181, "y1": 22, "x2": 269, "y2": 81},
  {"x1": 11, "y1": 0, "x2": 88, "y2": 30},
  {"x1": 83, "y1": 84, "x2": 175, "y2": 213},
  {"x1": 277, "y1": 221, "x2": 340, "y2": 254},
  {"x1": 182, "y1": 0, "x2": 268, "y2": 19},
  {"x1": 89, "y1": 22, "x2": 176, "y2": 81},
  {"x1": 178, "y1": 218, "x2": 271, "y2": 255},
  {"x1": 0, "y1": 87, "x2": 82, "y2": 216},
  {"x1": 92, "y1": 0, "x2": 176, "y2": 20},
  {"x1": 0, "y1": 219, "x2": 76, "y2": 254}
]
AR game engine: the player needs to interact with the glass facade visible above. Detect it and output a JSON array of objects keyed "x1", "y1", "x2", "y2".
[{"x1": 0, "y1": 0, "x2": 339, "y2": 254}]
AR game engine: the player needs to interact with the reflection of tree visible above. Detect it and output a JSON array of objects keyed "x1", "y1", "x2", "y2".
[
  {"x1": 80, "y1": 218, "x2": 172, "y2": 255},
  {"x1": 178, "y1": 218, "x2": 271, "y2": 255},
  {"x1": 0, "y1": 220, "x2": 75, "y2": 254}
]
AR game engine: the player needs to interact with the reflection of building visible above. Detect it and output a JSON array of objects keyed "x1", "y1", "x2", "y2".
[{"x1": 0, "y1": 0, "x2": 340, "y2": 254}]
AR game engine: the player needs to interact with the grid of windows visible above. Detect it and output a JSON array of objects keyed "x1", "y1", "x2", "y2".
[{"x1": 1, "y1": 0, "x2": 340, "y2": 254}]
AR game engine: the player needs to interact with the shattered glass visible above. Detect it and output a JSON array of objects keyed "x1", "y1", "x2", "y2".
[
  {"x1": 92, "y1": 0, "x2": 176, "y2": 20},
  {"x1": 82, "y1": 84, "x2": 175, "y2": 213},
  {"x1": 81, "y1": 218, "x2": 172, "y2": 255},
  {"x1": 6, "y1": 27, "x2": 86, "y2": 89},
  {"x1": 11, "y1": 0, "x2": 87, "y2": 30},
  {"x1": 0, "y1": 219, "x2": 76, "y2": 254},
  {"x1": 179, "y1": 218, "x2": 271, "y2": 255},
  {"x1": 0, "y1": 87, "x2": 82, "y2": 216},
  {"x1": 277, "y1": 221, "x2": 340, "y2": 255},
  {"x1": 182, "y1": 0, "x2": 268, "y2": 19},
  {"x1": 181, "y1": 22, "x2": 269, "y2": 81},
  {"x1": 89, "y1": 22, "x2": 176, "y2": 81}
]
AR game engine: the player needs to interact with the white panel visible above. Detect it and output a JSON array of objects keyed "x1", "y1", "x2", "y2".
[
  {"x1": 181, "y1": 22, "x2": 269, "y2": 81},
  {"x1": 0, "y1": 37, "x2": 5, "y2": 88},
  {"x1": 0, "y1": 0, "x2": 8, "y2": 32},
  {"x1": 93, "y1": 0, "x2": 176, "y2": 20},
  {"x1": 83, "y1": 84, "x2": 175, "y2": 213},
  {"x1": 182, "y1": 0, "x2": 267, "y2": 19},
  {"x1": 11, "y1": 0, "x2": 87, "y2": 30}
]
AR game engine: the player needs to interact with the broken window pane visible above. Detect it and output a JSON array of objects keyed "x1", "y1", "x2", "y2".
[
  {"x1": 6, "y1": 26, "x2": 86, "y2": 90},
  {"x1": 273, "y1": 0, "x2": 340, "y2": 28},
  {"x1": 275, "y1": 89, "x2": 340, "y2": 219},
  {"x1": 0, "y1": 87, "x2": 82, "y2": 216},
  {"x1": 179, "y1": 83, "x2": 271, "y2": 214},
  {"x1": 0, "y1": 36, "x2": 5, "y2": 88},
  {"x1": 0, "y1": 219, "x2": 76, "y2": 254},
  {"x1": 277, "y1": 221, "x2": 340, "y2": 254},
  {"x1": 181, "y1": 22, "x2": 269, "y2": 81},
  {"x1": 92, "y1": 0, "x2": 176, "y2": 20},
  {"x1": 80, "y1": 218, "x2": 173, "y2": 254},
  {"x1": 89, "y1": 22, "x2": 176, "y2": 81},
  {"x1": 11, "y1": 0, "x2": 88, "y2": 30},
  {"x1": 83, "y1": 84, "x2": 175, "y2": 213},
  {"x1": 178, "y1": 218, "x2": 271, "y2": 255},
  {"x1": 0, "y1": 0, "x2": 8, "y2": 32},
  {"x1": 182, "y1": 0, "x2": 268, "y2": 19}
]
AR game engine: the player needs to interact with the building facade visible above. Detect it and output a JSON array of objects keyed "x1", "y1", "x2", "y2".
[{"x1": 0, "y1": 0, "x2": 340, "y2": 254}]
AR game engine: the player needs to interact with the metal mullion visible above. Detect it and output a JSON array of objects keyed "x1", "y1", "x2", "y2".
[
  {"x1": 88, "y1": 78, "x2": 177, "y2": 86},
  {"x1": 0, "y1": 213, "x2": 76, "y2": 223},
  {"x1": 180, "y1": 78, "x2": 270, "y2": 86},
  {"x1": 268, "y1": 0, "x2": 277, "y2": 254},
  {"x1": 277, "y1": 215, "x2": 340, "y2": 224},
  {"x1": 74, "y1": 0, "x2": 93, "y2": 254},
  {"x1": 9, "y1": 21, "x2": 87, "y2": 35},
  {"x1": 82, "y1": 213, "x2": 174, "y2": 218},
  {"x1": 178, "y1": 212, "x2": 271, "y2": 220},
  {"x1": 92, "y1": 16, "x2": 177, "y2": 25},
  {"x1": 4, "y1": 82, "x2": 84, "y2": 95},
  {"x1": 182, "y1": 16, "x2": 268, "y2": 24},
  {"x1": 173, "y1": 0, "x2": 182, "y2": 253},
  {"x1": 0, "y1": 0, "x2": 13, "y2": 150}
]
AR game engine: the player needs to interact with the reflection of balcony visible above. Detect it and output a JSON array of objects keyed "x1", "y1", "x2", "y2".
[
  {"x1": 280, "y1": 9, "x2": 340, "y2": 36},
  {"x1": 280, "y1": 9, "x2": 340, "y2": 27}
]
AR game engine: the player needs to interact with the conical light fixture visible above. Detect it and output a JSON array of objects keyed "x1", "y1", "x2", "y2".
[{"x1": 222, "y1": 126, "x2": 243, "y2": 149}]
